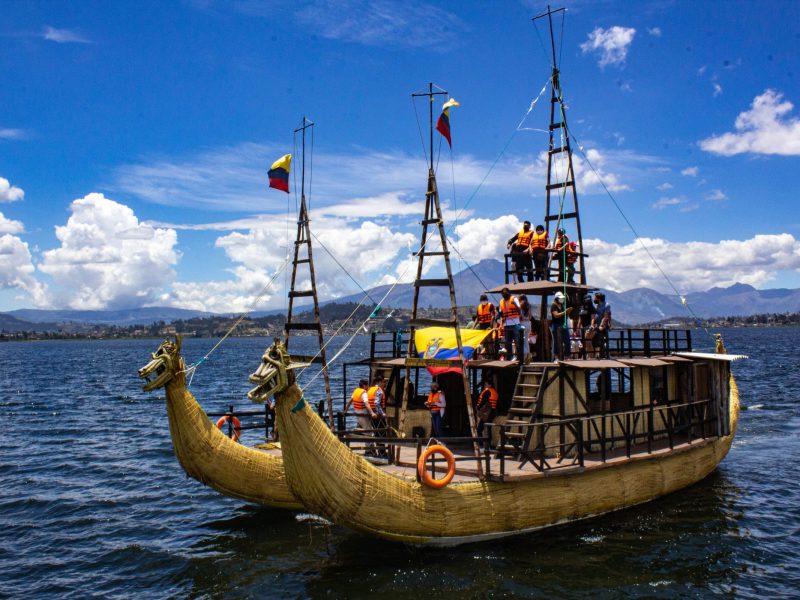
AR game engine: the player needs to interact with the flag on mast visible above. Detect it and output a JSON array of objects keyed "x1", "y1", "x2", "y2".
[
  {"x1": 435, "y1": 98, "x2": 460, "y2": 147},
  {"x1": 268, "y1": 154, "x2": 292, "y2": 193}
]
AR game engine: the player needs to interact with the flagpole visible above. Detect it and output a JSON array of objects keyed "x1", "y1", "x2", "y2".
[{"x1": 428, "y1": 82, "x2": 434, "y2": 172}]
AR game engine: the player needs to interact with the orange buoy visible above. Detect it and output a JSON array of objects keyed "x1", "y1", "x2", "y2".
[
  {"x1": 215, "y1": 415, "x2": 241, "y2": 442},
  {"x1": 417, "y1": 444, "x2": 456, "y2": 489}
]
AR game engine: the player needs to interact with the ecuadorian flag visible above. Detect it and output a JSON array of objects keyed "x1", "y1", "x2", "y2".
[
  {"x1": 435, "y1": 98, "x2": 460, "y2": 147},
  {"x1": 268, "y1": 154, "x2": 292, "y2": 193},
  {"x1": 415, "y1": 326, "x2": 491, "y2": 375}
]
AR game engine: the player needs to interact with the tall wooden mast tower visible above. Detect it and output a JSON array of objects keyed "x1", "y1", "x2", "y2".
[
  {"x1": 535, "y1": 6, "x2": 587, "y2": 285},
  {"x1": 284, "y1": 117, "x2": 334, "y2": 427},
  {"x1": 397, "y1": 84, "x2": 483, "y2": 478}
]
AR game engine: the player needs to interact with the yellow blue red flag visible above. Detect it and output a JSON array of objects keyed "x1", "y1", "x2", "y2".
[
  {"x1": 415, "y1": 326, "x2": 490, "y2": 374},
  {"x1": 436, "y1": 98, "x2": 460, "y2": 147},
  {"x1": 268, "y1": 154, "x2": 292, "y2": 193}
]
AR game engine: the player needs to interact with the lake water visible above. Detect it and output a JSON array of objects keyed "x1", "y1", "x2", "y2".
[{"x1": 1, "y1": 328, "x2": 798, "y2": 598}]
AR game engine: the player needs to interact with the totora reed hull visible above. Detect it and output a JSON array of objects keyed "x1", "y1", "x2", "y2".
[
  {"x1": 274, "y1": 378, "x2": 739, "y2": 546},
  {"x1": 163, "y1": 371, "x2": 301, "y2": 510}
]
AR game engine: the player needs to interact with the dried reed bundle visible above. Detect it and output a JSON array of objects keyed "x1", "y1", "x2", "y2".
[{"x1": 276, "y1": 378, "x2": 739, "y2": 545}]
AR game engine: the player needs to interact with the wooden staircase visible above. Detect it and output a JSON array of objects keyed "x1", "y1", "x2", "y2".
[{"x1": 498, "y1": 364, "x2": 552, "y2": 460}]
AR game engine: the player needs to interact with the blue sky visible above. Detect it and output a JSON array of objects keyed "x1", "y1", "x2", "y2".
[{"x1": 2, "y1": 0, "x2": 799, "y2": 312}]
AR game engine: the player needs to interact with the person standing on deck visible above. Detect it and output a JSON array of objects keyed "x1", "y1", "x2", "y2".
[
  {"x1": 565, "y1": 241, "x2": 579, "y2": 284},
  {"x1": 499, "y1": 287, "x2": 525, "y2": 363},
  {"x1": 507, "y1": 220, "x2": 535, "y2": 282},
  {"x1": 345, "y1": 378, "x2": 375, "y2": 431},
  {"x1": 553, "y1": 228, "x2": 570, "y2": 282},
  {"x1": 578, "y1": 293, "x2": 596, "y2": 357},
  {"x1": 425, "y1": 382, "x2": 446, "y2": 439},
  {"x1": 531, "y1": 224, "x2": 550, "y2": 281},
  {"x1": 518, "y1": 294, "x2": 537, "y2": 362},
  {"x1": 550, "y1": 291, "x2": 573, "y2": 361},
  {"x1": 476, "y1": 380, "x2": 499, "y2": 443},
  {"x1": 475, "y1": 294, "x2": 497, "y2": 358},
  {"x1": 592, "y1": 292, "x2": 612, "y2": 358}
]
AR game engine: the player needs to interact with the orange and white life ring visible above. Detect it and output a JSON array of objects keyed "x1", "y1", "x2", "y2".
[
  {"x1": 215, "y1": 415, "x2": 241, "y2": 442},
  {"x1": 417, "y1": 444, "x2": 456, "y2": 489}
]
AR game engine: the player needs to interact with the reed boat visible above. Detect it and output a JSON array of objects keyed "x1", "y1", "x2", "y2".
[
  {"x1": 264, "y1": 341, "x2": 741, "y2": 545},
  {"x1": 249, "y1": 8, "x2": 748, "y2": 545},
  {"x1": 136, "y1": 118, "x2": 334, "y2": 512},
  {"x1": 138, "y1": 337, "x2": 301, "y2": 509}
]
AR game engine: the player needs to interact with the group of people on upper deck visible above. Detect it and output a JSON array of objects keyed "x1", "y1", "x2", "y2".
[
  {"x1": 474, "y1": 289, "x2": 611, "y2": 363},
  {"x1": 506, "y1": 220, "x2": 579, "y2": 283}
]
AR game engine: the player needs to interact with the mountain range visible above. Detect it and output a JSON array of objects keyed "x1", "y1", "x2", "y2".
[{"x1": 3, "y1": 259, "x2": 799, "y2": 330}]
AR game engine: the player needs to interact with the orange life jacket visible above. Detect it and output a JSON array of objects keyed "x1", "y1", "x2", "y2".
[
  {"x1": 531, "y1": 230, "x2": 548, "y2": 249},
  {"x1": 351, "y1": 387, "x2": 367, "y2": 411},
  {"x1": 367, "y1": 385, "x2": 381, "y2": 411},
  {"x1": 516, "y1": 229, "x2": 534, "y2": 249},
  {"x1": 427, "y1": 391, "x2": 442, "y2": 413},
  {"x1": 481, "y1": 387, "x2": 499, "y2": 409},
  {"x1": 555, "y1": 234, "x2": 570, "y2": 251},
  {"x1": 500, "y1": 297, "x2": 520, "y2": 320},
  {"x1": 567, "y1": 244, "x2": 578, "y2": 264},
  {"x1": 477, "y1": 302, "x2": 495, "y2": 325}
]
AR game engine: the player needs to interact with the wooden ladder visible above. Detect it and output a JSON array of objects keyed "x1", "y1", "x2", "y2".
[
  {"x1": 284, "y1": 119, "x2": 333, "y2": 427},
  {"x1": 498, "y1": 364, "x2": 550, "y2": 461}
]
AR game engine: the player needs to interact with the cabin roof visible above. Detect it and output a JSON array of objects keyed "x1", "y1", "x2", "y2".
[
  {"x1": 617, "y1": 357, "x2": 671, "y2": 367},
  {"x1": 559, "y1": 359, "x2": 629, "y2": 369},
  {"x1": 660, "y1": 355, "x2": 694, "y2": 363},
  {"x1": 674, "y1": 351, "x2": 749, "y2": 362},
  {"x1": 486, "y1": 281, "x2": 594, "y2": 296}
]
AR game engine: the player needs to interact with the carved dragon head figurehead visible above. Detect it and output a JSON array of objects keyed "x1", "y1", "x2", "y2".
[
  {"x1": 139, "y1": 336, "x2": 185, "y2": 392},
  {"x1": 247, "y1": 338, "x2": 305, "y2": 403}
]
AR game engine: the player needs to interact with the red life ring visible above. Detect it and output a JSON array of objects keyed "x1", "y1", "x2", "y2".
[
  {"x1": 417, "y1": 444, "x2": 456, "y2": 489},
  {"x1": 215, "y1": 415, "x2": 241, "y2": 442}
]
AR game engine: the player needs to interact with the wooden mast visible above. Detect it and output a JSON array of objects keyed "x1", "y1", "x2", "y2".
[
  {"x1": 284, "y1": 117, "x2": 334, "y2": 428},
  {"x1": 535, "y1": 5, "x2": 587, "y2": 286},
  {"x1": 397, "y1": 83, "x2": 484, "y2": 479}
]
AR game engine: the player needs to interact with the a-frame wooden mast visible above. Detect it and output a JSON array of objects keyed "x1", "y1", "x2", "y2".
[
  {"x1": 397, "y1": 84, "x2": 484, "y2": 478},
  {"x1": 536, "y1": 6, "x2": 587, "y2": 285},
  {"x1": 284, "y1": 117, "x2": 333, "y2": 428}
]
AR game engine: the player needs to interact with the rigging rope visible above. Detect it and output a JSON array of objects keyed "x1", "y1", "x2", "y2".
[
  {"x1": 182, "y1": 251, "x2": 293, "y2": 383},
  {"x1": 568, "y1": 132, "x2": 715, "y2": 342}
]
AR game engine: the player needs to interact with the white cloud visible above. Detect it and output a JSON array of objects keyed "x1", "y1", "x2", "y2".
[
  {"x1": 681, "y1": 166, "x2": 699, "y2": 177},
  {"x1": 712, "y1": 82, "x2": 723, "y2": 97},
  {"x1": 450, "y1": 215, "x2": 521, "y2": 263},
  {"x1": 42, "y1": 25, "x2": 91, "y2": 44},
  {"x1": 580, "y1": 26, "x2": 636, "y2": 68},
  {"x1": 38, "y1": 193, "x2": 179, "y2": 310},
  {"x1": 586, "y1": 234, "x2": 800, "y2": 293},
  {"x1": 652, "y1": 196, "x2": 684, "y2": 210},
  {"x1": 706, "y1": 189, "x2": 727, "y2": 201},
  {"x1": 700, "y1": 89, "x2": 800, "y2": 156},
  {"x1": 0, "y1": 212, "x2": 24, "y2": 234},
  {"x1": 0, "y1": 177, "x2": 24, "y2": 202},
  {"x1": 697, "y1": 65, "x2": 707, "y2": 76},
  {"x1": 0, "y1": 234, "x2": 47, "y2": 306},
  {"x1": 647, "y1": 27, "x2": 661, "y2": 37},
  {"x1": 656, "y1": 182, "x2": 673, "y2": 191},
  {"x1": 0, "y1": 129, "x2": 29, "y2": 140}
]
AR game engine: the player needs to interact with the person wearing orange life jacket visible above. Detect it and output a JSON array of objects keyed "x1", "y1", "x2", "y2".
[
  {"x1": 424, "y1": 382, "x2": 446, "y2": 439},
  {"x1": 474, "y1": 294, "x2": 497, "y2": 358},
  {"x1": 476, "y1": 380, "x2": 499, "y2": 442},
  {"x1": 553, "y1": 228, "x2": 570, "y2": 282},
  {"x1": 499, "y1": 287, "x2": 525, "y2": 363},
  {"x1": 565, "y1": 241, "x2": 579, "y2": 284},
  {"x1": 344, "y1": 378, "x2": 374, "y2": 431},
  {"x1": 506, "y1": 220, "x2": 535, "y2": 282},
  {"x1": 530, "y1": 224, "x2": 550, "y2": 281},
  {"x1": 365, "y1": 375, "x2": 387, "y2": 455}
]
